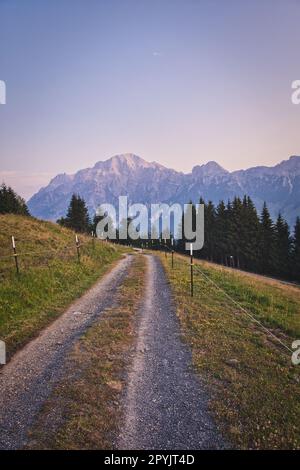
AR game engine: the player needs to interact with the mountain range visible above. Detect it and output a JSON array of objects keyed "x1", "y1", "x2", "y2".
[{"x1": 28, "y1": 153, "x2": 300, "y2": 227}]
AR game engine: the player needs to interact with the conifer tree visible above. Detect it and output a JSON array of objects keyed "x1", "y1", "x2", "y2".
[
  {"x1": 224, "y1": 200, "x2": 234, "y2": 267},
  {"x1": 57, "y1": 194, "x2": 90, "y2": 233},
  {"x1": 215, "y1": 200, "x2": 227, "y2": 265},
  {"x1": 259, "y1": 202, "x2": 275, "y2": 275},
  {"x1": 292, "y1": 217, "x2": 300, "y2": 281},
  {"x1": 273, "y1": 213, "x2": 291, "y2": 278},
  {"x1": 173, "y1": 194, "x2": 298, "y2": 282},
  {"x1": 204, "y1": 200, "x2": 216, "y2": 261},
  {"x1": 0, "y1": 183, "x2": 30, "y2": 216},
  {"x1": 242, "y1": 196, "x2": 260, "y2": 271},
  {"x1": 231, "y1": 197, "x2": 244, "y2": 268}
]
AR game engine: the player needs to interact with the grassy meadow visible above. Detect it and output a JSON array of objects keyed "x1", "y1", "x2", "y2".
[
  {"x1": 0, "y1": 214, "x2": 127, "y2": 358},
  {"x1": 161, "y1": 252, "x2": 300, "y2": 449}
]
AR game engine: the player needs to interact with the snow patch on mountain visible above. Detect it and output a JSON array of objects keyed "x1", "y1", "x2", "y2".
[{"x1": 28, "y1": 154, "x2": 300, "y2": 226}]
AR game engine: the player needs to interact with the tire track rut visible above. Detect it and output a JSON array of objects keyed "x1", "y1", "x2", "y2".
[
  {"x1": 0, "y1": 254, "x2": 133, "y2": 450},
  {"x1": 118, "y1": 254, "x2": 227, "y2": 450}
]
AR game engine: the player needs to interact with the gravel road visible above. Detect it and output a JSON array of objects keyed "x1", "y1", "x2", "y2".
[
  {"x1": 117, "y1": 254, "x2": 227, "y2": 450},
  {"x1": 0, "y1": 254, "x2": 133, "y2": 450}
]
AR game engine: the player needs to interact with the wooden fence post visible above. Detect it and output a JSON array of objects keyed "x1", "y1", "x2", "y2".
[
  {"x1": 75, "y1": 234, "x2": 80, "y2": 262},
  {"x1": 171, "y1": 237, "x2": 174, "y2": 269},
  {"x1": 0, "y1": 339, "x2": 6, "y2": 365},
  {"x1": 190, "y1": 243, "x2": 194, "y2": 297},
  {"x1": 11, "y1": 236, "x2": 19, "y2": 274}
]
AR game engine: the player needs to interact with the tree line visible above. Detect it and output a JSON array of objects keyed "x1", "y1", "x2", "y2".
[
  {"x1": 57, "y1": 193, "x2": 300, "y2": 282},
  {"x1": 0, "y1": 183, "x2": 30, "y2": 216},
  {"x1": 177, "y1": 196, "x2": 300, "y2": 282},
  {"x1": 58, "y1": 193, "x2": 300, "y2": 282},
  {"x1": 1, "y1": 185, "x2": 299, "y2": 282}
]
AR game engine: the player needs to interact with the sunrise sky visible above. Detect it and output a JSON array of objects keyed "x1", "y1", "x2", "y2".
[{"x1": 1, "y1": 0, "x2": 300, "y2": 199}]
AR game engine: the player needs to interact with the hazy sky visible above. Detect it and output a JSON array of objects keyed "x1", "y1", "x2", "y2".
[{"x1": 1, "y1": 0, "x2": 300, "y2": 199}]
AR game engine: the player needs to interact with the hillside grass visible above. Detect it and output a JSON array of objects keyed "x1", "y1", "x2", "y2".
[
  {"x1": 27, "y1": 254, "x2": 146, "y2": 450},
  {"x1": 161, "y1": 252, "x2": 300, "y2": 449},
  {"x1": 0, "y1": 214, "x2": 127, "y2": 358}
]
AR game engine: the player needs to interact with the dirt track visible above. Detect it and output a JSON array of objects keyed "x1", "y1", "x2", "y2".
[
  {"x1": 117, "y1": 254, "x2": 227, "y2": 450},
  {"x1": 0, "y1": 253, "x2": 227, "y2": 450},
  {"x1": 0, "y1": 255, "x2": 133, "y2": 450}
]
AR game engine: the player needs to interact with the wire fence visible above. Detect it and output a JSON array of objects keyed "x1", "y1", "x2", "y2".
[
  {"x1": 155, "y1": 244, "x2": 295, "y2": 358},
  {"x1": 0, "y1": 233, "x2": 102, "y2": 278},
  {"x1": 0, "y1": 236, "x2": 296, "y2": 358}
]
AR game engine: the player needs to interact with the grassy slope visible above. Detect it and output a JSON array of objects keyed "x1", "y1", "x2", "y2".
[
  {"x1": 0, "y1": 214, "x2": 127, "y2": 358},
  {"x1": 27, "y1": 254, "x2": 146, "y2": 449},
  {"x1": 161, "y1": 252, "x2": 300, "y2": 449}
]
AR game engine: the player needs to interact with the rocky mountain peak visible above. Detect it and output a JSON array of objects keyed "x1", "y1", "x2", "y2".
[
  {"x1": 27, "y1": 154, "x2": 300, "y2": 227},
  {"x1": 191, "y1": 161, "x2": 228, "y2": 178},
  {"x1": 93, "y1": 153, "x2": 164, "y2": 173},
  {"x1": 273, "y1": 155, "x2": 300, "y2": 175}
]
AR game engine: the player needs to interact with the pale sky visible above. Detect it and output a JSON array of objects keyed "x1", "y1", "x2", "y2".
[{"x1": 1, "y1": 0, "x2": 300, "y2": 199}]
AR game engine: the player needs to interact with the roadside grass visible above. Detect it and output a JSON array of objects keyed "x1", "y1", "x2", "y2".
[
  {"x1": 161, "y1": 252, "x2": 300, "y2": 449},
  {"x1": 0, "y1": 214, "x2": 128, "y2": 358},
  {"x1": 27, "y1": 254, "x2": 146, "y2": 449},
  {"x1": 192, "y1": 257, "x2": 300, "y2": 338}
]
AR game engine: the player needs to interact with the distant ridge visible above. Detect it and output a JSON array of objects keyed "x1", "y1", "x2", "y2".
[{"x1": 28, "y1": 154, "x2": 300, "y2": 226}]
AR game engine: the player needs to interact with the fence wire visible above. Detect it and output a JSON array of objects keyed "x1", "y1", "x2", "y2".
[
  {"x1": 0, "y1": 237, "x2": 99, "y2": 277},
  {"x1": 160, "y1": 249, "x2": 294, "y2": 357}
]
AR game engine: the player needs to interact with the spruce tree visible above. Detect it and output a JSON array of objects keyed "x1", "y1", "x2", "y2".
[
  {"x1": 225, "y1": 200, "x2": 234, "y2": 267},
  {"x1": 215, "y1": 200, "x2": 227, "y2": 265},
  {"x1": 273, "y1": 213, "x2": 291, "y2": 278},
  {"x1": 231, "y1": 197, "x2": 244, "y2": 269},
  {"x1": 242, "y1": 196, "x2": 260, "y2": 272},
  {"x1": 204, "y1": 200, "x2": 216, "y2": 261},
  {"x1": 58, "y1": 194, "x2": 90, "y2": 233},
  {"x1": 292, "y1": 217, "x2": 300, "y2": 281},
  {"x1": 0, "y1": 183, "x2": 30, "y2": 216},
  {"x1": 259, "y1": 202, "x2": 275, "y2": 275}
]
